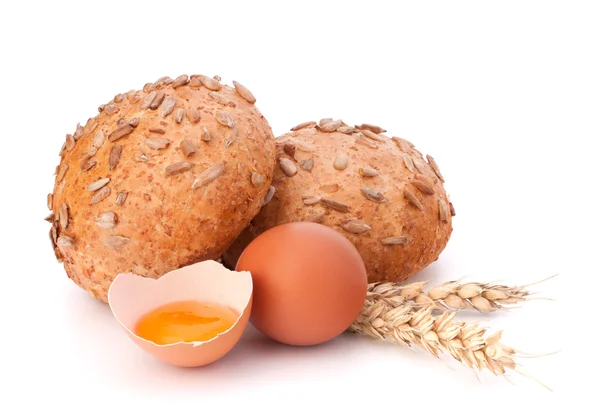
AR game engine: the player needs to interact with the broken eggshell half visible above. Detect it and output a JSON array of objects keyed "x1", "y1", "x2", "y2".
[{"x1": 107, "y1": 260, "x2": 253, "y2": 367}]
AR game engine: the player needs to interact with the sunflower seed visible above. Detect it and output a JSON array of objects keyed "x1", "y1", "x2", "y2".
[
  {"x1": 116, "y1": 117, "x2": 126, "y2": 127},
  {"x1": 59, "y1": 202, "x2": 69, "y2": 230},
  {"x1": 149, "y1": 128, "x2": 166, "y2": 135},
  {"x1": 180, "y1": 140, "x2": 196, "y2": 157},
  {"x1": 140, "y1": 91, "x2": 157, "y2": 109},
  {"x1": 320, "y1": 198, "x2": 350, "y2": 213},
  {"x1": 359, "y1": 167, "x2": 378, "y2": 177},
  {"x1": 337, "y1": 126, "x2": 359, "y2": 134},
  {"x1": 232, "y1": 80, "x2": 256, "y2": 104},
  {"x1": 143, "y1": 83, "x2": 153, "y2": 93},
  {"x1": 92, "y1": 130, "x2": 105, "y2": 149},
  {"x1": 172, "y1": 74, "x2": 189, "y2": 88},
  {"x1": 115, "y1": 192, "x2": 128, "y2": 206},
  {"x1": 65, "y1": 134, "x2": 75, "y2": 151},
  {"x1": 209, "y1": 91, "x2": 236, "y2": 107},
  {"x1": 73, "y1": 123, "x2": 84, "y2": 141},
  {"x1": 149, "y1": 91, "x2": 165, "y2": 110},
  {"x1": 263, "y1": 185, "x2": 276, "y2": 206},
  {"x1": 191, "y1": 161, "x2": 226, "y2": 189},
  {"x1": 47, "y1": 193, "x2": 53, "y2": 210},
  {"x1": 439, "y1": 199, "x2": 450, "y2": 222},
  {"x1": 426, "y1": 154, "x2": 445, "y2": 183},
  {"x1": 362, "y1": 130, "x2": 386, "y2": 142},
  {"x1": 195, "y1": 75, "x2": 221, "y2": 91},
  {"x1": 319, "y1": 119, "x2": 342, "y2": 132},
  {"x1": 134, "y1": 151, "x2": 149, "y2": 162},
  {"x1": 400, "y1": 154, "x2": 415, "y2": 173},
  {"x1": 90, "y1": 186, "x2": 111, "y2": 204},
  {"x1": 356, "y1": 124, "x2": 386, "y2": 134},
  {"x1": 98, "y1": 104, "x2": 105, "y2": 112},
  {"x1": 108, "y1": 145, "x2": 122, "y2": 170},
  {"x1": 188, "y1": 107, "x2": 202, "y2": 124},
  {"x1": 449, "y1": 202, "x2": 456, "y2": 216},
  {"x1": 404, "y1": 188, "x2": 424, "y2": 211},
  {"x1": 355, "y1": 134, "x2": 378, "y2": 149},
  {"x1": 291, "y1": 121, "x2": 316, "y2": 131},
  {"x1": 319, "y1": 184, "x2": 340, "y2": 193},
  {"x1": 251, "y1": 172, "x2": 264, "y2": 187},
  {"x1": 297, "y1": 142, "x2": 315, "y2": 152},
  {"x1": 392, "y1": 136, "x2": 413, "y2": 152},
  {"x1": 302, "y1": 195, "x2": 321, "y2": 205},
  {"x1": 304, "y1": 214, "x2": 326, "y2": 223},
  {"x1": 341, "y1": 219, "x2": 371, "y2": 234},
  {"x1": 174, "y1": 108, "x2": 185, "y2": 124},
  {"x1": 411, "y1": 178, "x2": 435, "y2": 195},
  {"x1": 59, "y1": 142, "x2": 67, "y2": 156},
  {"x1": 299, "y1": 158, "x2": 314, "y2": 171},
  {"x1": 160, "y1": 97, "x2": 176, "y2": 117},
  {"x1": 130, "y1": 92, "x2": 141, "y2": 103},
  {"x1": 57, "y1": 164, "x2": 69, "y2": 181},
  {"x1": 361, "y1": 187, "x2": 388, "y2": 203},
  {"x1": 87, "y1": 177, "x2": 110, "y2": 192},
  {"x1": 200, "y1": 126, "x2": 211, "y2": 142},
  {"x1": 279, "y1": 158, "x2": 297, "y2": 177},
  {"x1": 166, "y1": 161, "x2": 193, "y2": 175},
  {"x1": 44, "y1": 212, "x2": 55, "y2": 222},
  {"x1": 334, "y1": 153, "x2": 348, "y2": 170},
  {"x1": 57, "y1": 236, "x2": 74, "y2": 247},
  {"x1": 108, "y1": 125, "x2": 134, "y2": 142},
  {"x1": 50, "y1": 224, "x2": 58, "y2": 244},
  {"x1": 381, "y1": 236, "x2": 408, "y2": 245},
  {"x1": 104, "y1": 104, "x2": 119, "y2": 115},
  {"x1": 80, "y1": 158, "x2": 97, "y2": 171},
  {"x1": 154, "y1": 76, "x2": 173, "y2": 87},
  {"x1": 319, "y1": 118, "x2": 333, "y2": 126},
  {"x1": 413, "y1": 158, "x2": 429, "y2": 176},
  {"x1": 216, "y1": 110, "x2": 236, "y2": 128},
  {"x1": 114, "y1": 93, "x2": 124, "y2": 103},
  {"x1": 104, "y1": 235, "x2": 130, "y2": 248},
  {"x1": 95, "y1": 211, "x2": 117, "y2": 229},
  {"x1": 283, "y1": 143, "x2": 296, "y2": 159},
  {"x1": 145, "y1": 136, "x2": 170, "y2": 150}
]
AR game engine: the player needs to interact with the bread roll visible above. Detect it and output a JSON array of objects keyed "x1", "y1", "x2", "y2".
[
  {"x1": 224, "y1": 119, "x2": 454, "y2": 283},
  {"x1": 47, "y1": 74, "x2": 276, "y2": 302}
]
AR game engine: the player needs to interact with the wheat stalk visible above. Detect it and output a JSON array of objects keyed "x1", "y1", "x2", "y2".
[
  {"x1": 368, "y1": 275, "x2": 555, "y2": 312},
  {"x1": 349, "y1": 298, "x2": 550, "y2": 389}
]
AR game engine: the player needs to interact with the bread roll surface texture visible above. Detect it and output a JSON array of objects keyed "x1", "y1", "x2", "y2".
[
  {"x1": 223, "y1": 119, "x2": 454, "y2": 283},
  {"x1": 47, "y1": 74, "x2": 275, "y2": 302}
]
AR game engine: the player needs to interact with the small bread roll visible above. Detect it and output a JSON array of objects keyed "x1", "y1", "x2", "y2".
[
  {"x1": 224, "y1": 119, "x2": 454, "y2": 283},
  {"x1": 47, "y1": 74, "x2": 275, "y2": 302}
]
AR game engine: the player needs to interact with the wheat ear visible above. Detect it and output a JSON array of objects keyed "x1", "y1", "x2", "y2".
[
  {"x1": 368, "y1": 275, "x2": 556, "y2": 312},
  {"x1": 349, "y1": 299, "x2": 550, "y2": 389}
]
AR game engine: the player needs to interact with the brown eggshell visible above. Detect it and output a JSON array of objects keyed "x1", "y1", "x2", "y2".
[
  {"x1": 235, "y1": 222, "x2": 368, "y2": 346},
  {"x1": 108, "y1": 260, "x2": 252, "y2": 367}
]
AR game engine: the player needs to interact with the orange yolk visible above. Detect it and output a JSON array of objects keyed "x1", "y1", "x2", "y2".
[{"x1": 134, "y1": 300, "x2": 238, "y2": 345}]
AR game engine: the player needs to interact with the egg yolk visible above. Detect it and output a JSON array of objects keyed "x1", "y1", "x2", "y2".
[{"x1": 134, "y1": 300, "x2": 238, "y2": 345}]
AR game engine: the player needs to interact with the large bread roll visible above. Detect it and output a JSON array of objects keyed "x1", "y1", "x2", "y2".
[
  {"x1": 47, "y1": 74, "x2": 276, "y2": 302},
  {"x1": 224, "y1": 119, "x2": 454, "y2": 283}
]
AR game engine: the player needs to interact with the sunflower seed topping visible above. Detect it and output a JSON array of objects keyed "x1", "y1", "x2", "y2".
[
  {"x1": 87, "y1": 177, "x2": 110, "y2": 192},
  {"x1": 401, "y1": 154, "x2": 415, "y2": 172},
  {"x1": 180, "y1": 140, "x2": 196, "y2": 157},
  {"x1": 381, "y1": 236, "x2": 408, "y2": 245},
  {"x1": 291, "y1": 121, "x2": 317, "y2": 131},
  {"x1": 188, "y1": 107, "x2": 202, "y2": 124},
  {"x1": 104, "y1": 104, "x2": 119, "y2": 115},
  {"x1": 319, "y1": 118, "x2": 333, "y2": 126},
  {"x1": 191, "y1": 161, "x2": 226, "y2": 190},
  {"x1": 356, "y1": 124, "x2": 386, "y2": 134},
  {"x1": 341, "y1": 219, "x2": 371, "y2": 234},
  {"x1": 145, "y1": 136, "x2": 170, "y2": 150},
  {"x1": 108, "y1": 125, "x2": 134, "y2": 142},
  {"x1": 426, "y1": 154, "x2": 445, "y2": 183},
  {"x1": 232, "y1": 80, "x2": 256, "y2": 104},
  {"x1": 95, "y1": 211, "x2": 117, "y2": 229},
  {"x1": 108, "y1": 145, "x2": 122, "y2": 170},
  {"x1": 104, "y1": 235, "x2": 130, "y2": 248},
  {"x1": 279, "y1": 158, "x2": 297, "y2": 177},
  {"x1": 411, "y1": 178, "x2": 435, "y2": 195},
  {"x1": 57, "y1": 236, "x2": 74, "y2": 247},
  {"x1": 174, "y1": 108, "x2": 185, "y2": 124},
  {"x1": 283, "y1": 143, "x2": 296, "y2": 159},
  {"x1": 149, "y1": 91, "x2": 165, "y2": 110},
  {"x1": 320, "y1": 198, "x2": 350, "y2": 213},
  {"x1": 355, "y1": 135, "x2": 378, "y2": 149},
  {"x1": 319, "y1": 119, "x2": 342, "y2": 132},
  {"x1": 129, "y1": 118, "x2": 140, "y2": 127},
  {"x1": 210, "y1": 91, "x2": 236, "y2": 107},
  {"x1": 201, "y1": 126, "x2": 211, "y2": 142},
  {"x1": 172, "y1": 74, "x2": 189, "y2": 88},
  {"x1": 47, "y1": 193, "x2": 53, "y2": 210},
  {"x1": 65, "y1": 134, "x2": 75, "y2": 151},
  {"x1": 319, "y1": 183, "x2": 340, "y2": 193},
  {"x1": 362, "y1": 130, "x2": 386, "y2": 142},
  {"x1": 296, "y1": 158, "x2": 313, "y2": 172},
  {"x1": 59, "y1": 202, "x2": 69, "y2": 230},
  {"x1": 263, "y1": 185, "x2": 276, "y2": 206},
  {"x1": 92, "y1": 130, "x2": 105, "y2": 149},
  {"x1": 361, "y1": 187, "x2": 388, "y2": 203},
  {"x1": 359, "y1": 167, "x2": 378, "y2": 177},
  {"x1": 160, "y1": 97, "x2": 176, "y2": 117},
  {"x1": 140, "y1": 91, "x2": 157, "y2": 109},
  {"x1": 403, "y1": 187, "x2": 424, "y2": 210},
  {"x1": 80, "y1": 158, "x2": 97, "y2": 172},
  {"x1": 57, "y1": 164, "x2": 69, "y2": 182},
  {"x1": 44, "y1": 213, "x2": 55, "y2": 223},
  {"x1": 90, "y1": 186, "x2": 111, "y2": 205},
  {"x1": 73, "y1": 123, "x2": 84, "y2": 141},
  {"x1": 134, "y1": 151, "x2": 149, "y2": 162},
  {"x1": 166, "y1": 161, "x2": 193, "y2": 175},
  {"x1": 438, "y1": 199, "x2": 450, "y2": 222},
  {"x1": 149, "y1": 128, "x2": 165, "y2": 135},
  {"x1": 449, "y1": 202, "x2": 456, "y2": 216},
  {"x1": 115, "y1": 192, "x2": 128, "y2": 206},
  {"x1": 216, "y1": 110, "x2": 236, "y2": 128},
  {"x1": 413, "y1": 159, "x2": 429, "y2": 175},
  {"x1": 304, "y1": 214, "x2": 326, "y2": 223},
  {"x1": 251, "y1": 172, "x2": 264, "y2": 187},
  {"x1": 337, "y1": 126, "x2": 359, "y2": 134},
  {"x1": 302, "y1": 195, "x2": 322, "y2": 205},
  {"x1": 334, "y1": 153, "x2": 349, "y2": 170},
  {"x1": 392, "y1": 136, "x2": 413, "y2": 152},
  {"x1": 196, "y1": 75, "x2": 222, "y2": 91}
]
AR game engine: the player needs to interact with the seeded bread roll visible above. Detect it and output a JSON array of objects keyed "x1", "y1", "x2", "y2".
[
  {"x1": 223, "y1": 119, "x2": 454, "y2": 283},
  {"x1": 46, "y1": 74, "x2": 276, "y2": 302}
]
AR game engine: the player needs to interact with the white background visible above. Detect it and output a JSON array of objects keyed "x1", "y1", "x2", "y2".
[{"x1": 1, "y1": 0, "x2": 596, "y2": 412}]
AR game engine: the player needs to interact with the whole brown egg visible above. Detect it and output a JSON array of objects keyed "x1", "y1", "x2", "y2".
[{"x1": 235, "y1": 222, "x2": 368, "y2": 346}]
